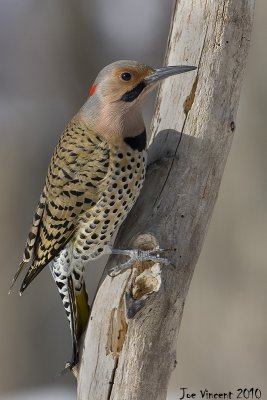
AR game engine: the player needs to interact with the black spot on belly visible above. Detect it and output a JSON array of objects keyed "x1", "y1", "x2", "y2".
[
  {"x1": 64, "y1": 301, "x2": 70, "y2": 309},
  {"x1": 73, "y1": 270, "x2": 80, "y2": 280},
  {"x1": 124, "y1": 130, "x2": 146, "y2": 151},
  {"x1": 56, "y1": 281, "x2": 64, "y2": 290}
]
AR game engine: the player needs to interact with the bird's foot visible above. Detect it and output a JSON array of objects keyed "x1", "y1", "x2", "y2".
[
  {"x1": 109, "y1": 247, "x2": 171, "y2": 277},
  {"x1": 61, "y1": 348, "x2": 79, "y2": 375},
  {"x1": 61, "y1": 359, "x2": 79, "y2": 376},
  {"x1": 63, "y1": 361, "x2": 75, "y2": 372},
  {"x1": 61, "y1": 362, "x2": 74, "y2": 375}
]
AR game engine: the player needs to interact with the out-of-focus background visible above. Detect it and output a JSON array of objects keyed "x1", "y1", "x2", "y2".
[{"x1": 0, "y1": 1, "x2": 266, "y2": 399}]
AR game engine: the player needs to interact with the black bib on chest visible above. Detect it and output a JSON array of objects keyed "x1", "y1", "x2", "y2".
[{"x1": 124, "y1": 130, "x2": 146, "y2": 152}]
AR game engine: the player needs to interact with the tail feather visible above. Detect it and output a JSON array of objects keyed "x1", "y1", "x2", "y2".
[
  {"x1": 10, "y1": 196, "x2": 46, "y2": 294},
  {"x1": 75, "y1": 282, "x2": 90, "y2": 339},
  {"x1": 50, "y1": 258, "x2": 90, "y2": 367},
  {"x1": 9, "y1": 261, "x2": 28, "y2": 294},
  {"x1": 65, "y1": 276, "x2": 90, "y2": 367}
]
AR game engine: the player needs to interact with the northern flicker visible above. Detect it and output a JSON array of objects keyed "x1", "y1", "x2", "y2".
[{"x1": 10, "y1": 60, "x2": 196, "y2": 369}]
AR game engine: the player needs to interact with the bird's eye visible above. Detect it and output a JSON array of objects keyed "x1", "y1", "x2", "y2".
[{"x1": 121, "y1": 72, "x2": 132, "y2": 81}]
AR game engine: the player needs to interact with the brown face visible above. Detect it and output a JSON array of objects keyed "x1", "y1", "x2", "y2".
[
  {"x1": 100, "y1": 64, "x2": 155, "y2": 103},
  {"x1": 89, "y1": 60, "x2": 196, "y2": 106},
  {"x1": 114, "y1": 65, "x2": 154, "y2": 86}
]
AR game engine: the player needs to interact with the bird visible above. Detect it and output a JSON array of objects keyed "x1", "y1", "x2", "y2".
[{"x1": 10, "y1": 60, "x2": 196, "y2": 369}]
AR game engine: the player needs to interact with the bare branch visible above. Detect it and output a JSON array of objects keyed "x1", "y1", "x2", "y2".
[{"x1": 77, "y1": 1, "x2": 255, "y2": 399}]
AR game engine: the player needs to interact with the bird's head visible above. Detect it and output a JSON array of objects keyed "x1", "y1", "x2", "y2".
[
  {"x1": 88, "y1": 60, "x2": 196, "y2": 107},
  {"x1": 81, "y1": 60, "x2": 196, "y2": 140}
]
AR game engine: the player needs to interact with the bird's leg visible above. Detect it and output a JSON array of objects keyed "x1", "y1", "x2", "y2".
[{"x1": 109, "y1": 247, "x2": 171, "y2": 277}]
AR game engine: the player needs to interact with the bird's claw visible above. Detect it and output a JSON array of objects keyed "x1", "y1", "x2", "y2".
[
  {"x1": 60, "y1": 359, "x2": 79, "y2": 376},
  {"x1": 61, "y1": 362, "x2": 74, "y2": 375},
  {"x1": 108, "y1": 247, "x2": 171, "y2": 277}
]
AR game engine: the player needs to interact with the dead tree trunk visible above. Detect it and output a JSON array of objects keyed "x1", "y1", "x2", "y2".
[{"x1": 77, "y1": 1, "x2": 255, "y2": 399}]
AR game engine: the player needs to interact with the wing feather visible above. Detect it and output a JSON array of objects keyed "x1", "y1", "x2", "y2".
[{"x1": 14, "y1": 121, "x2": 110, "y2": 293}]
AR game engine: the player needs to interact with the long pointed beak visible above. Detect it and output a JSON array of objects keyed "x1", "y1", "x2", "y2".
[{"x1": 144, "y1": 65, "x2": 197, "y2": 84}]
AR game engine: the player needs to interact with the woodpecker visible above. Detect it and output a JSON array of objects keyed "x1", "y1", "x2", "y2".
[{"x1": 10, "y1": 60, "x2": 196, "y2": 369}]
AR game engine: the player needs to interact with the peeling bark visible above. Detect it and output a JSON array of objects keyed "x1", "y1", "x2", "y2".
[{"x1": 77, "y1": 1, "x2": 255, "y2": 399}]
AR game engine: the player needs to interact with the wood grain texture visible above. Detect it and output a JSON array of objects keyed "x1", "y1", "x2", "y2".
[{"x1": 77, "y1": 1, "x2": 255, "y2": 399}]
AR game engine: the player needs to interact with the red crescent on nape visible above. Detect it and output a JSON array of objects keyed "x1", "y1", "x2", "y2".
[{"x1": 89, "y1": 84, "x2": 97, "y2": 97}]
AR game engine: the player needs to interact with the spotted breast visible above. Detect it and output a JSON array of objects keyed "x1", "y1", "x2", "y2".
[
  {"x1": 73, "y1": 133, "x2": 146, "y2": 262},
  {"x1": 49, "y1": 128, "x2": 147, "y2": 338}
]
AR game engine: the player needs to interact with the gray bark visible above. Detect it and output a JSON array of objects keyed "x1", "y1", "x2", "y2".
[{"x1": 77, "y1": 1, "x2": 255, "y2": 399}]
